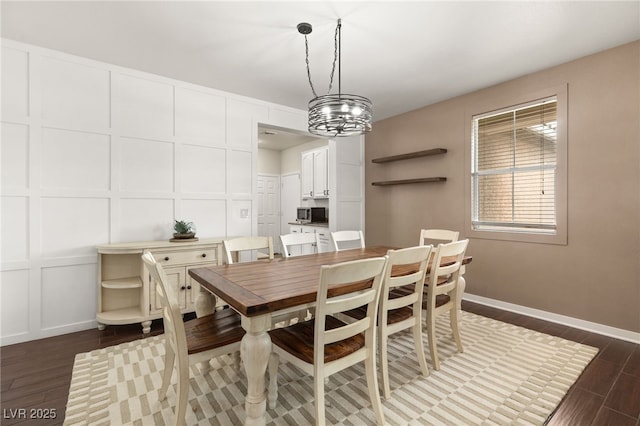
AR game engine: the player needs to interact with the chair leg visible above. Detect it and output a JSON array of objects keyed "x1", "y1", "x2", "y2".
[
  {"x1": 198, "y1": 360, "x2": 211, "y2": 375},
  {"x1": 267, "y1": 353, "x2": 278, "y2": 409},
  {"x1": 413, "y1": 318, "x2": 430, "y2": 377},
  {"x1": 450, "y1": 305, "x2": 464, "y2": 353},
  {"x1": 313, "y1": 374, "x2": 326, "y2": 426},
  {"x1": 365, "y1": 350, "x2": 385, "y2": 425},
  {"x1": 233, "y1": 351, "x2": 241, "y2": 371},
  {"x1": 379, "y1": 331, "x2": 391, "y2": 400},
  {"x1": 159, "y1": 346, "x2": 176, "y2": 401},
  {"x1": 174, "y1": 361, "x2": 190, "y2": 426},
  {"x1": 297, "y1": 309, "x2": 307, "y2": 322},
  {"x1": 426, "y1": 312, "x2": 440, "y2": 371}
]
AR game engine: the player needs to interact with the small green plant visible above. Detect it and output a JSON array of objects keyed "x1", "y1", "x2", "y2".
[{"x1": 173, "y1": 220, "x2": 194, "y2": 234}]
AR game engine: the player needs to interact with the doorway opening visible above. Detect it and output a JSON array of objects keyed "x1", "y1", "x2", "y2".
[{"x1": 256, "y1": 125, "x2": 326, "y2": 254}]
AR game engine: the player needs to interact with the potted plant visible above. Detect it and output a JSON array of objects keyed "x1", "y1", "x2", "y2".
[{"x1": 173, "y1": 220, "x2": 196, "y2": 239}]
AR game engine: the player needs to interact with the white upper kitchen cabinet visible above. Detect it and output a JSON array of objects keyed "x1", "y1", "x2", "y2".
[
  {"x1": 313, "y1": 146, "x2": 329, "y2": 198},
  {"x1": 301, "y1": 150, "x2": 315, "y2": 199},
  {"x1": 301, "y1": 146, "x2": 329, "y2": 199}
]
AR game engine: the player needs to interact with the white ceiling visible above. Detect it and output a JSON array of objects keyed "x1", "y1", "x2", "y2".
[{"x1": 2, "y1": 1, "x2": 639, "y2": 123}]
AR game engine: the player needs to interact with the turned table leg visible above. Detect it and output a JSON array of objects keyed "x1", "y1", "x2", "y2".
[
  {"x1": 194, "y1": 287, "x2": 217, "y2": 318},
  {"x1": 458, "y1": 265, "x2": 466, "y2": 314},
  {"x1": 241, "y1": 314, "x2": 271, "y2": 426},
  {"x1": 194, "y1": 288, "x2": 220, "y2": 374}
]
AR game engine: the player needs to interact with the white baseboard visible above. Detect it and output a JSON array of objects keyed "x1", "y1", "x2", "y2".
[
  {"x1": 463, "y1": 293, "x2": 640, "y2": 344},
  {"x1": 0, "y1": 320, "x2": 97, "y2": 346}
]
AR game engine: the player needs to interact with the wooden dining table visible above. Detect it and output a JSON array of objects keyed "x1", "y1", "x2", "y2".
[{"x1": 188, "y1": 246, "x2": 472, "y2": 426}]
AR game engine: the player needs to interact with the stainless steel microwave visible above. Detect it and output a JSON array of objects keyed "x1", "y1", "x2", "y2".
[{"x1": 297, "y1": 207, "x2": 327, "y2": 224}]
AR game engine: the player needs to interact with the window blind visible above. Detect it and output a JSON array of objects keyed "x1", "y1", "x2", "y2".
[{"x1": 472, "y1": 98, "x2": 557, "y2": 233}]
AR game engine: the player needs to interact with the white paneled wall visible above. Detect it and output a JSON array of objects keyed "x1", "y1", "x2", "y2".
[{"x1": 0, "y1": 39, "x2": 307, "y2": 345}]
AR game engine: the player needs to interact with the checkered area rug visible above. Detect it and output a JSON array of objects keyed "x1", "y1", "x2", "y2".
[{"x1": 64, "y1": 312, "x2": 597, "y2": 425}]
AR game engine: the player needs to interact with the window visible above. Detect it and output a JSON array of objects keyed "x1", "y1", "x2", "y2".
[{"x1": 471, "y1": 96, "x2": 562, "y2": 238}]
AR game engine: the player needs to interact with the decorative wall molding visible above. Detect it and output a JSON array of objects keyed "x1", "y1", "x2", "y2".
[{"x1": 0, "y1": 38, "x2": 307, "y2": 345}]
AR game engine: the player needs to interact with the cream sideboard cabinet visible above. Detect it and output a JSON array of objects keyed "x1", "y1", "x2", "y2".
[{"x1": 96, "y1": 238, "x2": 224, "y2": 333}]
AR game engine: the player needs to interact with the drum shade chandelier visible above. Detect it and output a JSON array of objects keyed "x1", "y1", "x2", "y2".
[{"x1": 297, "y1": 19, "x2": 372, "y2": 137}]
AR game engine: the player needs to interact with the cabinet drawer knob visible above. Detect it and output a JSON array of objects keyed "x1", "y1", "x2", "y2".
[
  {"x1": 164, "y1": 256, "x2": 170, "y2": 261},
  {"x1": 201, "y1": 253, "x2": 207, "y2": 258},
  {"x1": 180, "y1": 286, "x2": 186, "y2": 290},
  {"x1": 187, "y1": 285, "x2": 192, "y2": 290}
]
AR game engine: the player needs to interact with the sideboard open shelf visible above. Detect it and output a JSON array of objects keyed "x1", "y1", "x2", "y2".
[
  {"x1": 96, "y1": 238, "x2": 224, "y2": 333},
  {"x1": 371, "y1": 147, "x2": 448, "y2": 186}
]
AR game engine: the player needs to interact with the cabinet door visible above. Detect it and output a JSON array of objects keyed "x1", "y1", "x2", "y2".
[
  {"x1": 150, "y1": 266, "x2": 186, "y2": 312},
  {"x1": 185, "y1": 274, "x2": 200, "y2": 309},
  {"x1": 301, "y1": 151, "x2": 314, "y2": 198},
  {"x1": 313, "y1": 147, "x2": 329, "y2": 198}
]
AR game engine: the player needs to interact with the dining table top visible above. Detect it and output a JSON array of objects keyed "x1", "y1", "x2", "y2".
[{"x1": 188, "y1": 246, "x2": 472, "y2": 318}]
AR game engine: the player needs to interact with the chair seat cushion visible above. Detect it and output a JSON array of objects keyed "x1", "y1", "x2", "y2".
[
  {"x1": 269, "y1": 315, "x2": 364, "y2": 364},
  {"x1": 185, "y1": 308, "x2": 245, "y2": 355}
]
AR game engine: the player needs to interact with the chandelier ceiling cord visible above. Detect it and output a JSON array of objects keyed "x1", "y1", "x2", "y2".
[{"x1": 297, "y1": 19, "x2": 373, "y2": 137}]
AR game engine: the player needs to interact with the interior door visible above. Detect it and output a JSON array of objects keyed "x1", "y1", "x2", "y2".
[
  {"x1": 281, "y1": 173, "x2": 301, "y2": 237},
  {"x1": 257, "y1": 174, "x2": 281, "y2": 254}
]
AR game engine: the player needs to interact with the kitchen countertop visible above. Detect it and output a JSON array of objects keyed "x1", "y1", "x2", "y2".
[{"x1": 288, "y1": 222, "x2": 329, "y2": 227}]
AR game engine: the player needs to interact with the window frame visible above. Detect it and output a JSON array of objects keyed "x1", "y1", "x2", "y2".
[{"x1": 464, "y1": 84, "x2": 568, "y2": 245}]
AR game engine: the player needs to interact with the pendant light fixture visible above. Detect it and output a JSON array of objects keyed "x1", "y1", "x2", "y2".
[{"x1": 297, "y1": 19, "x2": 372, "y2": 137}]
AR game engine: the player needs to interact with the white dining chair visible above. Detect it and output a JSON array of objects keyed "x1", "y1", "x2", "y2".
[
  {"x1": 342, "y1": 245, "x2": 433, "y2": 399},
  {"x1": 418, "y1": 228, "x2": 459, "y2": 246},
  {"x1": 267, "y1": 256, "x2": 389, "y2": 425},
  {"x1": 330, "y1": 230, "x2": 365, "y2": 251},
  {"x1": 280, "y1": 232, "x2": 321, "y2": 258},
  {"x1": 223, "y1": 236, "x2": 274, "y2": 264},
  {"x1": 418, "y1": 228, "x2": 465, "y2": 316},
  {"x1": 423, "y1": 239, "x2": 469, "y2": 370},
  {"x1": 141, "y1": 252, "x2": 245, "y2": 426}
]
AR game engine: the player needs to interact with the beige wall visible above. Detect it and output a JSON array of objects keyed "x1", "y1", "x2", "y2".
[
  {"x1": 365, "y1": 41, "x2": 639, "y2": 333},
  {"x1": 257, "y1": 148, "x2": 281, "y2": 175},
  {"x1": 258, "y1": 139, "x2": 327, "y2": 175}
]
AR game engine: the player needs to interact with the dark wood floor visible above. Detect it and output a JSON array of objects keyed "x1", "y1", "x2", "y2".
[{"x1": 1, "y1": 301, "x2": 639, "y2": 426}]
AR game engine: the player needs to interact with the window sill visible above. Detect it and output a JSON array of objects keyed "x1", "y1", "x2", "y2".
[{"x1": 465, "y1": 227, "x2": 567, "y2": 245}]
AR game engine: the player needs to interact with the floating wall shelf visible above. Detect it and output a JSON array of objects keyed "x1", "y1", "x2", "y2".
[
  {"x1": 371, "y1": 177, "x2": 447, "y2": 186},
  {"x1": 370, "y1": 147, "x2": 448, "y2": 186},
  {"x1": 371, "y1": 148, "x2": 447, "y2": 164}
]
